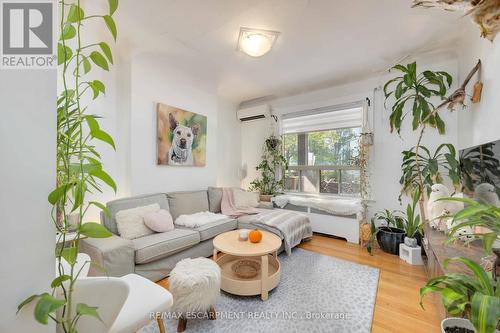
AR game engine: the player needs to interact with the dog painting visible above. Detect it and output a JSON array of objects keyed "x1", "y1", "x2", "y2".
[{"x1": 157, "y1": 103, "x2": 207, "y2": 166}]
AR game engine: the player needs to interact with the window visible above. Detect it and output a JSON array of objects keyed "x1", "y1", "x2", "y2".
[{"x1": 281, "y1": 104, "x2": 363, "y2": 196}]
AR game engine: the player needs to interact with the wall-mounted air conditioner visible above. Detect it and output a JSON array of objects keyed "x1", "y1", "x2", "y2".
[{"x1": 237, "y1": 105, "x2": 270, "y2": 122}]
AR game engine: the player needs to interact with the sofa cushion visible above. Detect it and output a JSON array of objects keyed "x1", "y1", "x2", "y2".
[
  {"x1": 167, "y1": 191, "x2": 209, "y2": 220},
  {"x1": 207, "y1": 187, "x2": 223, "y2": 213},
  {"x1": 178, "y1": 218, "x2": 237, "y2": 241},
  {"x1": 233, "y1": 188, "x2": 259, "y2": 208},
  {"x1": 103, "y1": 193, "x2": 169, "y2": 235},
  {"x1": 132, "y1": 229, "x2": 200, "y2": 264},
  {"x1": 143, "y1": 209, "x2": 174, "y2": 233},
  {"x1": 115, "y1": 203, "x2": 159, "y2": 240}
]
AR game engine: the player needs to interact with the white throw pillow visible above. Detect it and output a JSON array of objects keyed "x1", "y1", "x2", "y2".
[
  {"x1": 115, "y1": 203, "x2": 159, "y2": 239},
  {"x1": 143, "y1": 209, "x2": 174, "y2": 233},
  {"x1": 233, "y1": 188, "x2": 259, "y2": 208}
]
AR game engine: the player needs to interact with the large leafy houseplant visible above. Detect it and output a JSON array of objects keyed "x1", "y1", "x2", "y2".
[
  {"x1": 250, "y1": 135, "x2": 288, "y2": 196},
  {"x1": 400, "y1": 143, "x2": 461, "y2": 201},
  {"x1": 384, "y1": 62, "x2": 460, "y2": 220},
  {"x1": 17, "y1": 1, "x2": 119, "y2": 331},
  {"x1": 420, "y1": 198, "x2": 500, "y2": 333}
]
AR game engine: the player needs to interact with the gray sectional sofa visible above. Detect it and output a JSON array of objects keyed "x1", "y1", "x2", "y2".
[{"x1": 80, "y1": 188, "x2": 283, "y2": 282}]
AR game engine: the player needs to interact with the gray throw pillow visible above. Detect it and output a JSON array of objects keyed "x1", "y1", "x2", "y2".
[{"x1": 208, "y1": 187, "x2": 223, "y2": 213}]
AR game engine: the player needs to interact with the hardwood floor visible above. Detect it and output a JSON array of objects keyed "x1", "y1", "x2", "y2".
[
  {"x1": 157, "y1": 234, "x2": 441, "y2": 333},
  {"x1": 298, "y1": 234, "x2": 441, "y2": 333}
]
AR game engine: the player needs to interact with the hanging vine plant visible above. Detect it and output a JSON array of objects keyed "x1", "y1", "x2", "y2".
[
  {"x1": 17, "y1": 1, "x2": 119, "y2": 331},
  {"x1": 250, "y1": 135, "x2": 288, "y2": 196}
]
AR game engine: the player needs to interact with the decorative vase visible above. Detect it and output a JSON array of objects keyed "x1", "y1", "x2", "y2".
[
  {"x1": 376, "y1": 227, "x2": 406, "y2": 255},
  {"x1": 404, "y1": 236, "x2": 418, "y2": 248}
]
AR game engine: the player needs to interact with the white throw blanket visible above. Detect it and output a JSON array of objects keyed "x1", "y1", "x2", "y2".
[
  {"x1": 272, "y1": 194, "x2": 363, "y2": 218},
  {"x1": 175, "y1": 211, "x2": 228, "y2": 228}
]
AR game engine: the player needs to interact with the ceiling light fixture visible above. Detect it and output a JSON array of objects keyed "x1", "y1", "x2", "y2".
[{"x1": 237, "y1": 27, "x2": 280, "y2": 57}]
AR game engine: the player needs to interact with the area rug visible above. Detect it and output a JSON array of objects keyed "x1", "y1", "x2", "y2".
[{"x1": 139, "y1": 248, "x2": 379, "y2": 333}]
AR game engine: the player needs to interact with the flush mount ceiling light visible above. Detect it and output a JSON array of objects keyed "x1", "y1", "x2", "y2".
[{"x1": 237, "y1": 27, "x2": 280, "y2": 57}]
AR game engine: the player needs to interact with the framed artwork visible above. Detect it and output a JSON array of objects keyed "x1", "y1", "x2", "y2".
[{"x1": 156, "y1": 102, "x2": 207, "y2": 166}]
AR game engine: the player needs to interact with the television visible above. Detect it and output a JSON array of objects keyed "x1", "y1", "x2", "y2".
[{"x1": 459, "y1": 139, "x2": 500, "y2": 206}]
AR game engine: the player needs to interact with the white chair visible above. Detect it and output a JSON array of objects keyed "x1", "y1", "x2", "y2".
[
  {"x1": 109, "y1": 274, "x2": 173, "y2": 333},
  {"x1": 57, "y1": 274, "x2": 173, "y2": 333},
  {"x1": 57, "y1": 276, "x2": 129, "y2": 333}
]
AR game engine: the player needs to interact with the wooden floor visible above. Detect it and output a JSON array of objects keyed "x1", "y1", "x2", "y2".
[{"x1": 158, "y1": 234, "x2": 441, "y2": 333}]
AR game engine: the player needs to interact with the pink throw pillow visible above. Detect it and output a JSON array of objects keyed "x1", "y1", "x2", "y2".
[{"x1": 143, "y1": 209, "x2": 174, "y2": 233}]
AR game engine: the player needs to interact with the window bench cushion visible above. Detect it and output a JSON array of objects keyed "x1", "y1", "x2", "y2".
[{"x1": 132, "y1": 229, "x2": 200, "y2": 264}]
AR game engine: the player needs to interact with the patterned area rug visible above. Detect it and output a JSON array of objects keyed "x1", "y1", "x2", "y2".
[{"x1": 140, "y1": 248, "x2": 379, "y2": 333}]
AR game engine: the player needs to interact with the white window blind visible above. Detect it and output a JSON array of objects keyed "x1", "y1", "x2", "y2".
[{"x1": 281, "y1": 103, "x2": 364, "y2": 134}]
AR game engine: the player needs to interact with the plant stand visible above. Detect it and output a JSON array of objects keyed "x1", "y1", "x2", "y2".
[{"x1": 399, "y1": 244, "x2": 424, "y2": 265}]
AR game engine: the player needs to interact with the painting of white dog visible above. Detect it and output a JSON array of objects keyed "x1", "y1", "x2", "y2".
[{"x1": 157, "y1": 103, "x2": 207, "y2": 166}]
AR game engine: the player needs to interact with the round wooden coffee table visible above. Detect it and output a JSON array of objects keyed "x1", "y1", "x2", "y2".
[{"x1": 212, "y1": 230, "x2": 281, "y2": 301}]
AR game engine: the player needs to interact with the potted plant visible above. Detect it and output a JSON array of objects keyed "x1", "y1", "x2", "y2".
[
  {"x1": 250, "y1": 135, "x2": 288, "y2": 202},
  {"x1": 368, "y1": 188, "x2": 424, "y2": 254},
  {"x1": 420, "y1": 257, "x2": 500, "y2": 333},
  {"x1": 367, "y1": 209, "x2": 406, "y2": 255},
  {"x1": 420, "y1": 198, "x2": 500, "y2": 333},
  {"x1": 402, "y1": 187, "x2": 423, "y2": 247}
]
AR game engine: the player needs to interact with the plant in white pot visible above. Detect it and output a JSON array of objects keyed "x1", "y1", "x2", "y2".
[{"x1": 420, "y1": 198, "x2": 500, "y2": 333}]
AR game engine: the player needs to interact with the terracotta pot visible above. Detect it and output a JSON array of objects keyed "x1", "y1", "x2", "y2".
[{"x1": 259, "y1": 194, "x2": 273, "y2": 202}]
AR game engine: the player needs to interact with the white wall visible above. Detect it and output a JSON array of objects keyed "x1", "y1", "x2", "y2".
[
  {"x1": 129, "y1": 53, "x2": 241, "y2": 195},
  {"x1": 0, "y1": 70, "x2": 56, "y2": 332},
  {"x1": 457, "y1": 25, "x2": 500, "y2": 149},
  {"x1": 216, "y1": 98, "x2": 242, "y2": 187},
  {"x1": 240, "y1": 53, "x2": 460, "y2": 216},
  {"x1": 240, "y1": 118, "x2": 273, "y2": 189}
]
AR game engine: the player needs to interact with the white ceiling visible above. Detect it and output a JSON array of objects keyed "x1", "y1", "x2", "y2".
[{"x1": 115, "y1": 0, "x2": 467, "y2": 104}]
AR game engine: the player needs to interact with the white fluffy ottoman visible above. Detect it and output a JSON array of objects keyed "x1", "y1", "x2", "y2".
[{"x1": 169, "y1": 257, "x2": 221, "y2": 332}]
